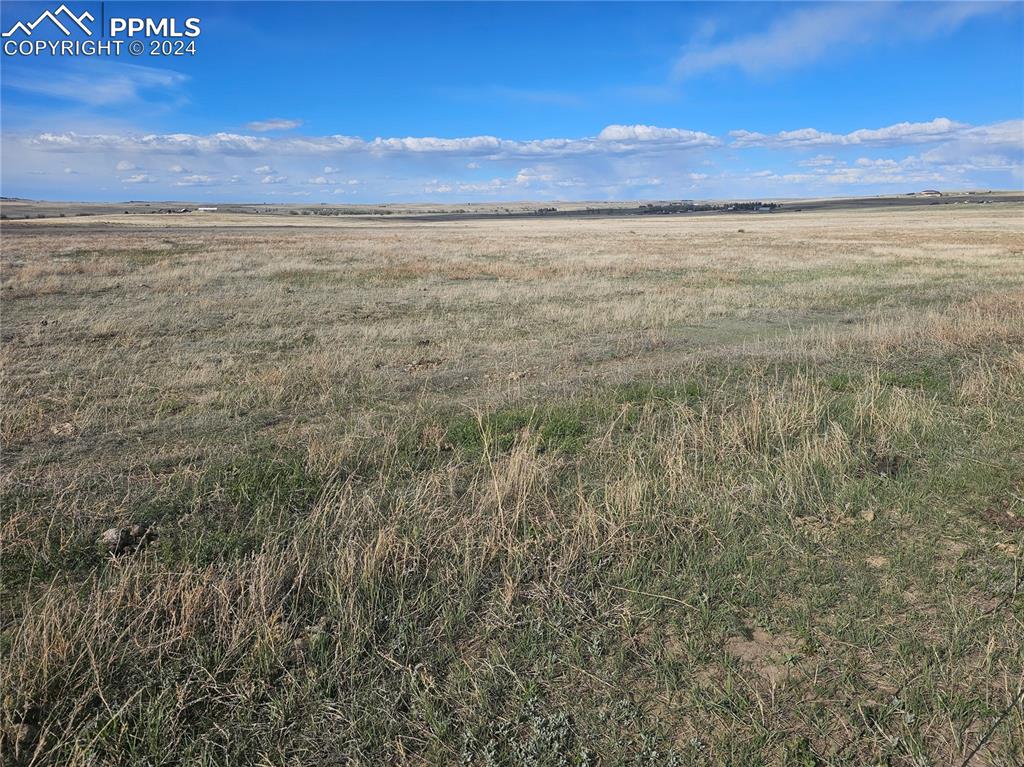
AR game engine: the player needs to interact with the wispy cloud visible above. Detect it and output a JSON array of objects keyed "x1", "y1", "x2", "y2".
[
  {"x1": 673, "y1": 2, "x2": 1005, "y2": 79},
  {"x1": 4, "y1": 62, "x2": 187, "y2": 106},
  {"x1": 246, "y1": 118, "x2": 303, "y2": 132},
  {"x1": 174, "y1": 174, "x2": 217, "y2": 187}
]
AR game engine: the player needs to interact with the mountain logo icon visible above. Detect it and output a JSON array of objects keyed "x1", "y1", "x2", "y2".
[{"x1": 2, "y1": 4, "x2": 94, "y2": 37}]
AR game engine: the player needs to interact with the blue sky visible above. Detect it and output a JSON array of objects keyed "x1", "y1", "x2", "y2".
[{"x1": 1, "y1": 1, "x2": 1022, "y2": 202}]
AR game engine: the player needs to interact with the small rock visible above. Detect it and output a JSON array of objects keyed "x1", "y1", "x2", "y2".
[
  {"x1": 98, "y1": 528, "x2": 131, "y2": 554},
  {"x1": 98, "y1": 523, "x2": 156, "y2": 555}
]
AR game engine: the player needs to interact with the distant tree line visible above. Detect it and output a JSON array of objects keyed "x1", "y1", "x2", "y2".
[{"x1": 639, "y1": 201, "x2": 780, "y2": 214}]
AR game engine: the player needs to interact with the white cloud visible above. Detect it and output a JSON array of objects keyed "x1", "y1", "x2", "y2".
[
  {"x1": 729, "y1": 149, "x2": 1000, "y2": 189},
  {"x1": 856, "y1": 158, "x2": 900, "y2": 168},
  {"x1": 174, "y1": 174, "x2": 217, "y2": 187},
  {"x1": 797, "y1": 155, "x2": 837, "y2": 168},
  {"x1": 845, "y1": 118, "x2": 967, "y2": 145},
  {"x1": 621, "y1": 176, "x2": 663, "y2": 188},
  {"x1": 447, "y1": 165, "x2": 592, "y2": 195},
  {"x1": 913, "y1": 121, "x2": 1024, "y2": 173},
  {"x1": 25, "y1": 125, "x2": 719, "y2": 160},
  {"x1": 374, "y1": 135, "x2": 501, "y2": 154},
  {"x1": 9, "y1": 117, "x2": 1020, "y2": 201},
  {"x1": 115, "y1": 160, "x2": 138, "y2": 171},
  {"x1": 729, "y1": 118, "x2": 998, "y2": 149},
  {"x1": 455, "y1": 178, "x2": 511, "y2": 194},
  {"x1": 597, "y1": 124, "x2": 719, "y2": 146},
  {"x1": 246, "y1": 118, "x2": 303, "y2": 132},
  {"x1": 328, "y1": 180, "x2": 360, "y2": 191},
  {"x1": 30, "y1": 132, "x2": 275, "y2": 155}
]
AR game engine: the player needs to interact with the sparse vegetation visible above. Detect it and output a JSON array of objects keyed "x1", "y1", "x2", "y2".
[{"x1": 1, "y1": 205, "x2": 1022, "y2": 765}]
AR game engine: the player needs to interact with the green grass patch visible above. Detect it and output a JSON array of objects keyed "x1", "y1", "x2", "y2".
[
  {"x1": 612, "y1": 380, "x2": 702, "y2": 406},
  {"x1": 446, "y1": 405, "x2": 589, "y2": 455},
  {"x1": 879, "y1": 365, "x2": 949, "y2": 394}
]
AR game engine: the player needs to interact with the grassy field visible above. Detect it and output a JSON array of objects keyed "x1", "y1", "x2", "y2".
[{"x1": 2, "y1": 204, "x2": 1023, "y2": 765}]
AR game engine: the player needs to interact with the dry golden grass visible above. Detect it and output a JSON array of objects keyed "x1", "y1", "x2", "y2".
[{"x1": 1, "y1": 204, "x2": 1022, "y2": 765}]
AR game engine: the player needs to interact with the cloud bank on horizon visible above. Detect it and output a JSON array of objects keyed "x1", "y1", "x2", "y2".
[
  {"x1": 1, "y1": 1, "x2": 1021, "y2": 201},
  {"x1": 12, "y1": 116, "x2": 1022, "y2": 199}
]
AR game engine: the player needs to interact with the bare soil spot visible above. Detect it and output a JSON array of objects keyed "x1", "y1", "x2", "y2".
[
  {"x1": 977, "y1": 505, "x2": 1024, "y2": 531},
  {"x1": 725, "y1": 626, "x2": 801, "y2": 684}
]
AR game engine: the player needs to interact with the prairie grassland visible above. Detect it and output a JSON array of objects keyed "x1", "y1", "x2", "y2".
[{"x1": 1, "y1": 205, "x2": 1023, "y2": 766}]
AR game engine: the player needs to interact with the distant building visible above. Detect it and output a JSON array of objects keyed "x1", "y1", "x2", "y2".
[
  {"x1": 197, "y1": 207, "x2": 218, "y2": 212},
  {"x1": 918, "y1": 190, "x2": 942, "y2": 197}
]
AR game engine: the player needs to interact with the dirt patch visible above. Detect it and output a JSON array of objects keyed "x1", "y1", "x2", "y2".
[
  {"x1": 861, "y1": 450, "x2": 910, "y2": 478},
  {"x1": 725, "y1": 626, "x2": 801, "y2": 684},
  {"x1": 900, "y1": 589, "x2": 939, "y2": 620},
  {"x1": 977, "y1": 505, "x2": 1024, "y2": 531},
  {"x1": 404, "y1": 357, "x2": 444, "y2": 373}
]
